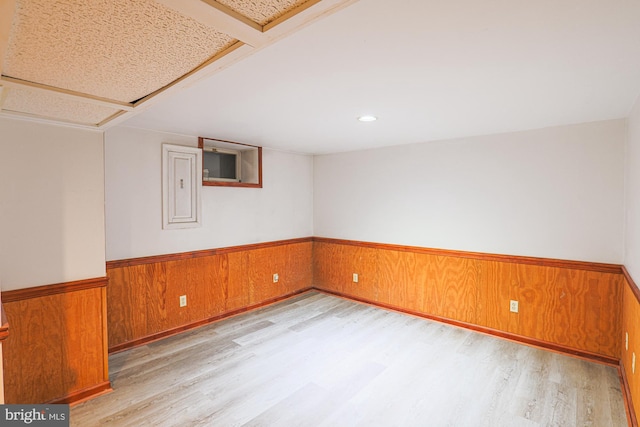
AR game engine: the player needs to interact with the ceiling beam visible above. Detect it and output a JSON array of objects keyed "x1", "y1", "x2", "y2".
[
  {"x1": 262, "y1": 0, "x2": 359, "y2": 40},
  {"x1": 155, "y1": 0, "x2": 265, "y2": 47},
  {"x1": 0, "y1": 0, "x2": 16, "y2": 77},
  {"x1": 0, "y1": 109, "x2": 101, "y2": 129},
  {"x1": 0, "y1": 76, "x2": 134, "y2": 111},
  {"x1": 263, "y1": 0, "x2": 322, "y2": 32},
  {"x1": 103, "y1": 41, "x2": 254, "y2": 129}
]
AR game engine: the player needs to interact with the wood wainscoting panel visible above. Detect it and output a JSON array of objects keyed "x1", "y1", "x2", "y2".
[
  {"x1": 477, "y1": 260, "x2": 520, "y2": 335},
  {"x1": 284, "y1": 242, "x2": 313, "y2": 295},
  {"x1": 246, "y1": 242, "x2": 312, "y2": 305},
  {"x1": 172, "y1": 258, "x2": 207, "y2": 325},
  {"x1": 622, "y1": 271, "x2": 640, "y2": 424},
  {"x1": 375, "y1": 250, "x2": 429, "y2": 312},
  {"x1": 314, "y1": 242, "x2": 379, "y2": 301},
  {"x1": 478, "y1": 262, "x2": 622, "y2": 358},
  {"x1": 1, "y1": 281, "x2": 109, "y2": 404},
  {"x1": 3, "y1": 297, "x2": 63, "y2": 403},
  {"x1": 107, "y1": 241, "x2": 313, "y2": 351},
  {"x1": 247, "y1": 246, "x2": 288, "y2": 304},
  {"x1": 313, "y1": 242, "x2": 346, "y2": 294},
  {"x1": 200, "y1": 254, "x2": 231, "y2": 319},
  {"x1": 340, "y1": 245, "x2": 378, "y2": 302},
  {"x1": 314, "y1": 239, "x2": 622, "y2": 360},
  {"x1": 424, "y1": 255, "x2": 478, "y2": 324},
  {"x1": 227, "y1": 251, "x2": 249, "y2": 312},
  {"x1": 513, "y1": 264, "x2": 571, "y2": 351},
  {"x1": 522, "y1": 266, "x2": 622, "y2": 357},
  {"x1": 315, "y1": 244, "x2": 479, "y2": 324},
  {"x1": 60, "y1": 287, "x2": 106, "y2": 398},
  {"x1": 580, "y1": 270, "x2": 621, "y2": 356},
  {"x1": 108, "y1": 256, "x2": 231, "y2": 348},
  {"x1": 144, "y1": 262, "x2": 171, "y2": 335},
  {"x1": 107, "y1": 264, "x2": 152, "y2": 346}
]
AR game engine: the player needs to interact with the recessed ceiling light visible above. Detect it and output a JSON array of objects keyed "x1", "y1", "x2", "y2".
[{"x1": 358, "y1": 115, "x2": 377, "y2": 122}]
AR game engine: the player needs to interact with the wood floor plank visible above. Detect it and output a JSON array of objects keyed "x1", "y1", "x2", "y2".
[{"x1": 71, "y1": 291, "x2": 627, "y2": 426}]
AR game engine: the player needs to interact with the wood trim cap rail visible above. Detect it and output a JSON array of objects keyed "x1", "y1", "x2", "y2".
[
  {"x1": 313, "y1": 237, "x2": 623, "y2": 274},
  {"x1": 1, "y1": 277, "x2": 108, "y2": 303},
  {"x1": 0, "y1": 301, "x2": 8, "y2": 341},
  {"x1": 106, "y1": 237, "x2": 313, "y2": 268},
  {"x1": 622, "y1": 266, "x2": 640, "y2": 305},
  {"x1": 105, "y1": 236, "x2": 621, "y2": 273}
]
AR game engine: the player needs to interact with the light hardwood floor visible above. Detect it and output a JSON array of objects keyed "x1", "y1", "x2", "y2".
[{"x1": 71, "y1": 291, "x2": 627, "y2": 426}]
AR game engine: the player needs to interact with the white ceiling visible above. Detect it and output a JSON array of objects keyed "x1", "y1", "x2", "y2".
[{"x1": 122, "y1": 0, "x2": 640, "y2": 154}]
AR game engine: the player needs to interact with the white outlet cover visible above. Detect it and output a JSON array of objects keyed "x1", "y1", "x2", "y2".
[
  {"x1": 353, "y1": 273, "x2": 359, "y2": 283},
  {"x1": 179, "y1": 295, "x2": 187, "y2": 307},
  {"x1": 273, "y1": 273, "x2": 279, "y2": 283},
  {"x1": 626, "y1": 332, "x2": 629, "y2": 351},
  {"x1": 509, "y1": 300, "x2": 519, "y2": 313}
]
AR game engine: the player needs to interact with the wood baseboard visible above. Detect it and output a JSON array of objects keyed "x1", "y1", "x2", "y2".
[
  {"x1": 315, "y1": 288, "x2": 619, "y2": 366},
  {"x1": 620, "y1": 363, "x2": 638, "y2": 427},
  {"x1": 109, "y1": 288, "x2": 313, "y2": 353},
  {"x1": 48, "y1": 381, "x2": 112, "y2": 406}
]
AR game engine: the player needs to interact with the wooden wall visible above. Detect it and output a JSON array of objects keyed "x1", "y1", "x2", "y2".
[
  {"x1": 622, "y1": 269, "x2": 640, "y2": 425},
  {"x1": 1, "y1": 278, "x2": 110, "y2": 404},
  {"x1": 107, "y1": 239, "x2": 313, "y2": 351},
  {"x1": 2, "y1": 236, "x2": 632, "y2": 410},
  {"x1": 313, "y1": 238, "x2": 623, "y2": 360}
]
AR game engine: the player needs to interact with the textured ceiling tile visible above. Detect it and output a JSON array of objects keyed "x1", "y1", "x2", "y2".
[
  {"x1": 217, "y1": 0, "x2": 308, "y2": 26},
  {"x1": 3, "y1": 86, "x2": 120, "y2": 125},
  {"x1": 3, "y1": 0, "x2": 237, "y2": 103}
]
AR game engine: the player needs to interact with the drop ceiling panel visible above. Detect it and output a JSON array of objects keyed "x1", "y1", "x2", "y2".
[
  {"x1": 216, "y1": 0, "x2": 309, "y2": 26},
  {"x1": 3, "y1": 86, "x2": 121, "y2": 125},
  {"x1": 2, "y1": 0, "x2": 237, "y2": 103}
]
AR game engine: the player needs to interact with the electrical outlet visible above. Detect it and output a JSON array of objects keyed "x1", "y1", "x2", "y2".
[
  {"x1": 273, "y1": 273, "x2": 279, "y2": 283},
  {"x1": 626, "y1": 332, "x2": 629, "y2": 351},
  {"x1": 179, "y1": 295, "x2": 187, "y2": 307},
  {"x1": 353, "y1": 273, "x2": 359, "y2": 283},
  {"x1": 633, "y1": 352, "x2": 636, "y2": 374},
  {"x1": 509, "y1": 300, "x2": 519, "y2": 313}
]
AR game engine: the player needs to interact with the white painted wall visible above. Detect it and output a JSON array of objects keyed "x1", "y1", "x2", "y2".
[
  {"x1": 315, "y1": 120, "x2": 626, "y2": 263},
  {"x1": 625, "y1": 97, "x2": 640, "y2": 281},
  {"x1": 105, "y1": 126, "x2": 314, "y2": 260},
  {"x1": 0, "y1": 117, "x2": 106, "y2": 291}
]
